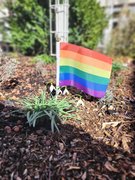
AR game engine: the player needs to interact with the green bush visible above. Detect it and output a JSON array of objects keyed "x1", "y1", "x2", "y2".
[
  {"x1": 38, "y1": 0, "x2": 107, "y2": 50},
  {"x1": 6, "y1": 0, "x2": 48, "y2": 55},
  {"x1": 112, "y1": 61, "x2": 125, "y2": 73},
  {"x1": 33, "y1": 54, "x2": 55, "y2": 64},
  {"x1": 6, "y1": 0, "x2": 107, "y2": 55},
  {"x1": 69, "y1": 0, "x2": 107, "y2": 49}
]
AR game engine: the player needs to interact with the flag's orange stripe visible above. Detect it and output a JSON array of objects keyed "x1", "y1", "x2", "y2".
[
  {"x1": 60, "y1": 50, "x2": 111, "y2": 71},
  {"x1": 60, "y1": 42, "x2": 112, "y2": 64}
]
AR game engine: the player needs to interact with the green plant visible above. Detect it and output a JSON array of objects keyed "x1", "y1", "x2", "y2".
[
  {"x1": 69, "y1": 0, "x2": 107, "y2": 49},
  {"x1": 112, "y1": 62, "x2": 125, "y2": 73},
  {"x1": 116, "y1": 76, "x2": 123, "y2": 87},
  {"x1": 22, "y1": 91, "x2": 75, "y2": 132},
  {"x1": 33, "y1": 54, "x2": 55, "y2": 64},
  {"x1": 99, "y1": 90, "x2": 114, "y2": 104},
  {"x1": 6, "y1": 0, "x2": 48, "y2": 55}
]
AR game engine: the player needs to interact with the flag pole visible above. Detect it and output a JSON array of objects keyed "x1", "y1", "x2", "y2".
[{"x1": 56, "y1": 37, "x2": 60, "y2": 98}]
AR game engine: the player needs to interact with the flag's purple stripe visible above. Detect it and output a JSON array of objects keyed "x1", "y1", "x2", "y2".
[{"x1": 59, "y1": 80, "x2": 106, "y2": 98}]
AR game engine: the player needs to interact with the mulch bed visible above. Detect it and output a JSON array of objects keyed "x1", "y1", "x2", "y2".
[{"x1": 0, "y1": 55, "x2": 135, "y2": 179}]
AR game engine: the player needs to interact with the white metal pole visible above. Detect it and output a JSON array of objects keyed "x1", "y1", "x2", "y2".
[
  {"x1": 49, "y1": 0, "x2": 52, "y2": 55},
  {"x1": 56, "y1": 40, "x2": 60, "y2": 97}
]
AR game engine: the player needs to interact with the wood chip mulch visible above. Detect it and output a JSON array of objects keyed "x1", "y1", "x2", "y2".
[{"x1": 0, "y1": 55, "x2": 135, "y2": 179}]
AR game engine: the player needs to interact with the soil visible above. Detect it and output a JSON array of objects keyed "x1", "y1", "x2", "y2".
[{"x1": 0, "y1": 55, "x2": 135, "y2": 179}]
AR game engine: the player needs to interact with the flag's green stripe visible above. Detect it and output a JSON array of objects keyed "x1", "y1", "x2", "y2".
[
  {"x1": 60, "y1": 58, "x2": 111, "y2": 78},
  {"x1": 60, "y1": 66, "x2": 109, "y2": 85}
]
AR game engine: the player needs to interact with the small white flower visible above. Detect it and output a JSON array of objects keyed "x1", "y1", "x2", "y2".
[
  {"x1": 49, "y1": 83, "x2": 55, "y2": 93},
  {"x1": 57, "y1": 89, "x2": 62, "y2": 95},
  {"x1": 123, "y1": 63, "x2": 128, "y2": 67},
  {"x1": 63, "y1": 87, "x2": 69, "y2": 95},
  {"x1": 76, "y1": 98, "x2": 85, "y2": 107}
]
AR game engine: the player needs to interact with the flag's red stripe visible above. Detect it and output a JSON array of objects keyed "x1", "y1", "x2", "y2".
[{"x1": 60, "y1": 42, "x2": 112, "y2": 64}]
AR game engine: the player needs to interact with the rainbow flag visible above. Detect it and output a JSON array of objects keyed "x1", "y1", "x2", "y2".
[{"x1": 59, "y1": 42, "x2": 112, "y2": 98}]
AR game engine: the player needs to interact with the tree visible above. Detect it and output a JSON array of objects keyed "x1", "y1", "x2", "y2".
[
  {"x1": 7, "y1": 0, "x2": 48, "y2": 55},
  {"x1": 7, "y1": 0, "x2": 107, "y2": 55},
  {"x1": 69, "y1": 0, "x2": 107, "y2": 49}
]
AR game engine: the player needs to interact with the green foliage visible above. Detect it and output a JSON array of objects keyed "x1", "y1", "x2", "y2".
[
  {"x1": 99, "y1": 90, "x2": 114, "y2": 104},
  {"x1": 6, "y1": 0, "x2": 48, "y2": 55},
  {"x1": 107, "y1": 9, "x2": 135, "y2": 58},
  {"x1": 112, "y1": 61, "x2": 125, "y2": 73},
  {"x1": 6, "y1": 0, "x2": 107, "y2": 55},
  {"x1": 116, "y1": 76, "x2": 123, "y2": 87},
  {"x1": 33, "y1": 54, "x2": 55, "y2": 64},
  {"x1": 69, "y1": 0, "x2": 107, "y2": 49},
  {"x1": 22, "y1": 91, "x2": 75, "y2": 132}
]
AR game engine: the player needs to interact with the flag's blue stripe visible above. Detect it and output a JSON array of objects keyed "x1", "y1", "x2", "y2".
[
  {"x1": 60, "y1": 73, "x2": 108, "y2": 91},
  {"x1": 60, "y1": 66, "x2": 109, "y2": 85}
]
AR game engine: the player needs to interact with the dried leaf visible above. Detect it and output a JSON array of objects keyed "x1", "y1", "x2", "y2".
[
  {"x1": 67, "y1": 166, "x2": 80, "y2": 171},
  {"x1": 59, "y1": 142, "x2": 64, "y2": 151},
  {"x1": 0, "y1": 92, "x2": 5, "y2": 100},
  {"x1": 122, "y1": 136, "x2": 130, "y2": 153},
  {"x1": 131, "y1": 165, "x2": 135, "y2": 170},
  {"x1": 104, "y1": 161, "x2": 118, "y2": 172},
  {"x1": 81, "y1": 171, "x2": 87, "y2": 180},
  {"x1": 121, "y1": 174, "x2": 127, "y2": 180},
  {"x1": 102, "y1": 121, "x2": 121, "y2": 129},
  {"x1": 16, "y1": 177, "x2": 22, "y2": 180},
  {"x1": 72, "y1": 152, "x2": 77, "y2": 164},
  {"x1": 130, "y1": 171, "x2": 135, "y2": 176},
  {"x1": 104, "y1": 130, "x2": 111, "y2": 138},
  {"x1": 115, "y1": 154, "x2": 125, "y2": 160},
  {"x1": 49, "y1": 155, "x2": 53, "y2": 161},
  {"x1": 11, "y1": 171, "x2": 15, "y2": 180},
  {"x1": 23, "y1": 169, "x2": 28, "y2": 176}
]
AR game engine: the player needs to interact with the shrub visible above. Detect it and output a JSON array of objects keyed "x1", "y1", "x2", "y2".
[
  {"x1": 22, "y1": 91, "x2": 75, "y2": 132},
  {"x1": 36, "y1": 0, "x2": 107, "y2": 50},
  {"x1": 112, "y1": 61, "x2": 125, "y2": 73},
  {"x1": 6, "y1": 0, "x2": 107, "y2": 55},
  {"x1": 33, "y1": 54, "x2": 55, "y2": 64},
  {"x1": 69, "y1": 0, "x2": 107, "y2": 49},
  {"x1": 6, "y1": 0, "x2": 48, "y2": 55}
]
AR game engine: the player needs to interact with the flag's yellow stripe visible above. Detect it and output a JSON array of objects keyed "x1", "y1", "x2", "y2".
[{"x1": 60, "y1": 58, "x2": 111, "y2": 78}]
